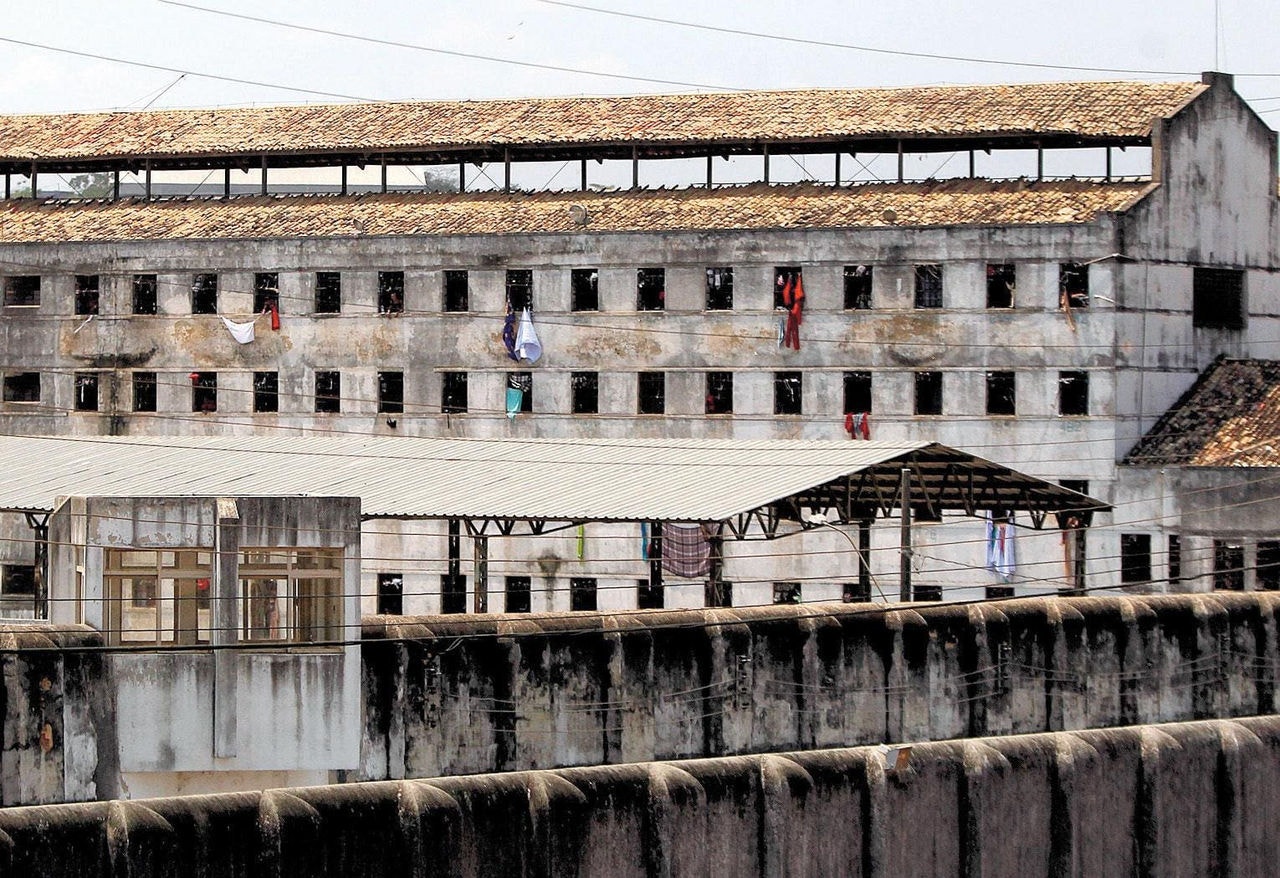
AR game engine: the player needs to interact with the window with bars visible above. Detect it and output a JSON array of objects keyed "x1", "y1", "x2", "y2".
[
  {"x1": 191, "y1": 372, "x2": 218, "y2": 412},
  {"x1": 705, "y1": 371, "x2": 733, "y2": 415},
  {"x1": 508, "y1": 371, "x2": 533, "y2": 413},
  {"x1": 1213, "y1": 540, "x2": 1245, "y2": 591},
  {"x1": 315, "y1": 371, "x2": 341, "y2": 413},
  {"x1": 572, "y1": 372, "x2": 599, "y2": 414},
  {"x1": 914, "y1": 264, "x2": 943, "y2": 308},
  {"x1": 772, "y1": 582, "x2": 801, "y2": 604},
  {"x1": 1168, "y1": 535, "x2": 1182, "y2": 585},
  {"x1": 378, "y1": 271, "x2": 405, "y2": 314},
  {"x1": 74, "y1": 373, "x2": 99, "y2": 411},
  {"x1": 133, "y1": 372, "x2": 156, "y2": 412},
  {"x1": 774, "y1": 371, "x2": 802, "y2": 415},
  {"x1": 74, "y1": 274, "x2": 100, "y2": 316},
  {"x1": 253, "y1": 371, "x2": 278, "y2": 413},
  {"x1": 571, "y1": 268, "x2": 598, "y2": 312},
  {"x1": 443, "y1": 270, "x2": 469, "y2": 312},
  {"x1": 238, "y1": 548, "x2": 344, "y2": 644},
  {"x1": 253, "y1": 272, "x2": 279, "y2": 314},
  {"x1": 378, "y1": 371, "x2": 404, "y2": 414},
  {"x1": 506, "y1": 269, "x2": 533, "y2": 311},
  {"x1": 441, "y1": 372, "x2": 468, "y2": 414},
  {"x1": 191, "y1": 273, "x2": 218, "y2": 314},
  {"x1": 315, "y1": 272, "x2": 341, "y2": 314},
  {"x1": 638, "y1": 372, "x2": 665, "y2": 415},
  {"x1": 570, "y1": 577, "x2": 598, "y2": 611},
  {"x1": 132, "y1": 274, "x2": 158, "y2": 315},
  {"x1": 1258, "y1": 541, "x2": 1280, "y2": 591},
  {"x1": 706, "y1": 267, "x2": 733, "y2": 310},
  {"x1": 986, "y1": 371, "x2": 1016, "y2": 416},
  {"x1": 105, "y1": 549, "x2": 215, "y2": 646},
  {"x1": 637, "y1": 268, "x2": 665, "y2": 311},
  {"x1": 505, "y1": 576, "x2": 532, "y2": 613},
  {"x1": 844, "y1": 265, "x2": 872, "y2": 310}
]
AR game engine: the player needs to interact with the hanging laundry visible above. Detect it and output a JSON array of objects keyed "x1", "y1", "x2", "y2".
[
  {"x1": 985, "y1": 511, "x2": 1016, "y2": 581},
  {"x1": 576, "y1": 524, "x2": 586, "y2": 561},
  {"x1": 515, "y1": 308, "x2": 542, "y2": 363},
  {"x1": 505, "y1": 372, "x2": 528, "y2": 420},
  {"x1": 776, "y1": 308, "x2": 787, "y2": 346},
  {"x1": 221, "y1": 315, "x2": 256, "y2": 344},
  {"x1": 782, "y1": 273, "x2": 805, "y2": 351},
  {"x1": 844, "y1": 412, "x2": 872, "y2": 440},
  {"x1": 502, "y1": 302, "x2": 519, "y2": 361},
  {"x1": 661, "y1": 522, "x2": 712, "y2": 578},
  {"x1": 640, "y1": 522, "x2": 651, "y2": 561},
  {"x1": 268, "y1": 301, "x2": 281, "y2": 331}
]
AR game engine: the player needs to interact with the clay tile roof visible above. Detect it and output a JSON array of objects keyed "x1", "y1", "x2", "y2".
[
  {"x1": 1125, "y1": 358, "x2": 1280, "y2": 467},
  {"x1": 0, "y1": 179, "x2": 1152, "y2": 244},
  {"x1": 0, "y1": 81, "x2": 1205, "y2": 163}
]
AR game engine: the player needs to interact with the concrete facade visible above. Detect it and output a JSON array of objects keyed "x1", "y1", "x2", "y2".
[{"x1": 0, "y1": 73, "x2": 1277, "y2": 613}]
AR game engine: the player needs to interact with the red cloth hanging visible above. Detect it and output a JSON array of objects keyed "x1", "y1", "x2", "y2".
[
  {"x1": 781, "y1": 273, "x2": 804, "y2": 350},
  {"x1": 268, "y1": 301, "x2": 281, "y2": 331}
]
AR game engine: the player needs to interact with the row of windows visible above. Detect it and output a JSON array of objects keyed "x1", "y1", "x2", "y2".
[
  {"x1": 0, "y1": 263, "x2": 1100, "y2": 315},
  {"x1": 1119, "y1": 534, "x2": 1280, "y2": 591},
  {"x1": 5, "y1": 369, "x2": 1093, "y2": 417}
]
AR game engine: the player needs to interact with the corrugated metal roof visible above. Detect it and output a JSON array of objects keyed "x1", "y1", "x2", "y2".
[
  {"x1": 0, "y1": 434, "x2": 1094, "y2": 523},
  {"x1": 0, "y1": 81, "x2": 1204, "y2": 165},
  {"x1": 0, "y1": 179, "x2": 1151, "y2": 244}
]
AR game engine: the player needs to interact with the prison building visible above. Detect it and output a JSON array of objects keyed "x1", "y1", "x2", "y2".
[{"x1": 0, "y1": 71, "x2": 1276, "y2": 613}]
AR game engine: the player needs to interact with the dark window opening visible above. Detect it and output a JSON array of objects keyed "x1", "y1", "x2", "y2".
[
  {"x1": 706, "y1": 371, "x2": 733, "y2": 415},
  {"x1": 571, "y1": 372, "x2": 598, "y2": 415},
  {"x1": 1120, "y1": 534, "x2": 1152, "y2": 584},
  {"x1": 843, "y1": 371, "x2": 872, "y2": 413},
  {"x1": 191, "y1": 273, "x2": 218, "y2": 315},
  {"x1": 706, "y1": 580, "x2": 733, "y2": 608},
  {"x1": 571, "y1": 268, "x2": 598, "y2": 312},
  {"x1": 1060, "y1": 263, "x2": 1089, "y2": 309},
  {"x1": 1213, "y1": 540, "x2": 1245, "y2": 591},
  {"x1": 1, "y1": 565, "x2": 36, "y2": 596},
  {"x1": 914, "y1": 264, "x2": 943, "y2": 308},
  {"x1": 843, "y1": 581, "x2": 871, "y2": 603},
  {"x1": 315, "y1": 272, "x2": 341, "y2": 314},
  {"x1": 501, "y1": 576, "x2": 531, "y2": 613},
  {"x1": 74, "y1": 274, "x2": 100, "y2": 316},
  {"x1": 986, "y1": 586, "x2": 1015, "y2": 599},
  {"x1": 253, "y1": 371, "x2": 278, "y2": 413},
  {"x1": 986, "y1": 264, "x2": 1015, "y2": 309},
  {"x1": 441, "y1": 575, "x2": 466, "y2": 614},
  {"x1": 132, "y1": 274, "x2": 158, "y2": 315},
  {"x1": 505, "y1": 269, "x2": 533, "y2": 311},
  {"x1": 986, "y1": 371, "x2": 1016, "y2": 416},
  {"x1": 1258, "y1": 541, "x2": 1280, "y2": 591},
  {"x1": 443, "y1": 270, "x2": 469, "y2": 312},
  {"x1": 638, "y1": 372, "x2": 665, "y2": 415},
  {"x1": 132, "y1": 372, "x2": 156, "y2": 412},
  {"x1": 914, "y1": 585, "x2": 943, "y2": 602},
  {"x1": 378, "y1": 271, "x2": 405, "y2": 314},
  {"x1": 774, "y1": 371, "x2": 802, "y2": 415},
  {"x1": 1059, "y1": 371, "x2": 1089, "y2": 416},
  {"x1": 508, "y1": 372, "x2": 533, "y2": 413},
  {"x1": 706, "y1": 267, "x2": 733, "y2": 310},
  {"x1": 74, "y1": 373, "x2": 99, "y2": 411},
  {"x1": 637, "y1": 268, "x2": 665, "y2": 311},
  {"x1": 253, "y1": 272, "x2": 279, "y2": 314},
  {"x1": 378, "y1": 371, "x2": 404, "y2": 414},
  {"x1": 4, "y1": 275, "x2": 39, "y2": 307},
  {"x1": 1168, "y1": 535, "x2": 1182, "y2": 585},
  {"x1": 377, "y1": 573, "x2": 403, "y2": 615},
  {"x1": 3, "y1": 372, "x2": 40, "y2": 403},
  {"x1": 570, "y1": 577, "x2": 598, "y2": 612},
  {"x1": 1193, "y1": 267, "x2": 1245, "y2": 329},
  {"x1": 637, "y1": 579, "x2": 665, "y2": 610},
  {"x1": 914, "y1": 371, "x2": 942, "y2": 415},
  {"x1": 441, "y1": 372, "x2": 468, "y2": 414},
  {"x1": 773, "y1": 267, "x2": 803, "y2": 309},
  {"x1": 191, "y1": 372, "x2": 217, "y2": 412},
  {"x1": 1060, "y1": 479, "x2": 1089, "y2": 594},
  {"x1": 315, "y1": 371, "x2": 341, "y2": 413},
  {"x1": 772, "y1": 581, "x2": 801, "y2": 605},
  {"x1": 844, "y1": 265, "x2": 873, "y2": 310}
]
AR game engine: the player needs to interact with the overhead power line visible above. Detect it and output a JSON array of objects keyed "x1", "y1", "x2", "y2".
[
  {"x1": 157, "y1": 0, "x2": 737, "y2": 93},
  {"x1": 537, "y1": 0, "x2": 1280, "y2": 78}
]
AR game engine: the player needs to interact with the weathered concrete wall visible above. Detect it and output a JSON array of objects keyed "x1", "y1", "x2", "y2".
[
  {"x1": 0, "y1": 625, "x2": 115, "y2": 807},
  {"x1": 3, "y1": 716, "x2": 1279, "y2": 877},
  {"x1": 357, "y1": 592, "x2": 1280, "y2": 780}
]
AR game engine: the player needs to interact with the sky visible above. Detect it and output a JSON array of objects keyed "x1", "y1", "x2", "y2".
[{"x1": 1, "y1": 0, "x2": 1276, "y2": 191}]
